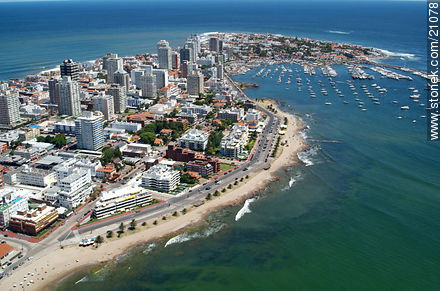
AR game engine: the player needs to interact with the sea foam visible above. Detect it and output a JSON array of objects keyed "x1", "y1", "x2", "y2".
[
  {"x1": 297, "y1": 146, "x2": 320, "y2": 167},
  {"x1": 164, "y1": 224, "x2": 225, "y2": 247},
  {"x1": 327, "y1": 30, "x2": 351, "y2": 35},
  {"x1": 235, "y1": 198, "x2": 257, "y2": 221}
]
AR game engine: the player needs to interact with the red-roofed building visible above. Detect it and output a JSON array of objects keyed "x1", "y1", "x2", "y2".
[{"x1": 0, "y1": 243, "x2": 14, "y2": 262}]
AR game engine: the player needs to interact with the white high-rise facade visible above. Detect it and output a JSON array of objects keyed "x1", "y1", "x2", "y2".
[
  {"x1": 106, "y1": 55, "x2": 123, "y2": 83},
  {"x1": 0, "y1": 91, "x2": 20, "y2": 125},
  {"x1": 59, "y1": 76, "x2": 81, "y2": 116},
  {"x1": 92, "y1": 94, "x2": 115, "y2": 121},
  {"x1": 139, "y1": 73, "x2": 157, "y2": 98},
  {"x1": 153, "y1": 69, "x2": 169, "y2": 89},
  {"x1": 187, "y1": 70, "x2": 204, "y2": 96},
  {"x1": 107, "y1": 84, "x2": 126, "y2": 113},
  {"x1": 157, "y1": 40, "x2": 172, "y2": 70},
  {"x1": 75, "y1": 111, "x2": 104, "y2": 151}
]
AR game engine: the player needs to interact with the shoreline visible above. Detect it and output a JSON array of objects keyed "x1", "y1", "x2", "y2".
[{"x1": 0, "y1": 99, "x2": 308, "y2": 291}]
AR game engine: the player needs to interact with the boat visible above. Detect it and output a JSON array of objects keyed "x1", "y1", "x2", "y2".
[
  {"x1": 400, "y1": 106, "x2": 410, "y2": 110},
  {"x1": 397, "y1": 116, "x2": 403, "y2": 120},
  {"x1": 420, "y1": 115, "x2": 427, "y2": 118},
  {"x1": 325, "y1": 102, "x2": 332, "y2": 105},
  {"x1": 343, "y1": 101, "x2": 349, "y2": 104},
  {"x1": 412, "y1": 120, "x2": 417, "y2": 123},
  {"x1": 374, "y1": 101, "x2": 380, "y2": 105},
  {"x1": 392, "y1": 100, "x2": 399, "y2": 104},
  {"x1": 362, "y1": 108, "x2": 367, "y2": 112}
]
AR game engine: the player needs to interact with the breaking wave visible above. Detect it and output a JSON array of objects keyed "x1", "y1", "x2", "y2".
[
  {"x1": 377, "y1": 49, "x2": 418, "y2": 60},
  {"x1": 143, "y1": 243, "x2": 156, "y2": 254},
  {"x1": 235, "y1": 198, "x2": 257, "y2": 221},
  {"x1": 297, "y1": 146, "x2": 320, "y2": 167},
  {"x1": 164, "y1": 224, "x2": 225, "y2": 247},
  {"x1": 327, "y1": 30, "x2": 351, "y2": 35}
]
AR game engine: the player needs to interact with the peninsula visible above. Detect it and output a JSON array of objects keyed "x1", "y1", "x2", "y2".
[{"x1": 0, "y1": 32, "x2": 425, "y2": 290}]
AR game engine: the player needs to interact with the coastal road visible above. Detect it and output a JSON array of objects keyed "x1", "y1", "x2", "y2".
[{"x1": 0, "y1": 73, "x2": 282, "y2": 278}]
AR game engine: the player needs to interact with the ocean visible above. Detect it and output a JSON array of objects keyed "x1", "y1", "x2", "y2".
[{"x1": 2, "y1": 1, "x2": 439, "y2": 290}]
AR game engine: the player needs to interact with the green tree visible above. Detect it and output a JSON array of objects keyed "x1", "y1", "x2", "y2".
[
  {"x1": 95, "y1": 235, "x2": 103, "y2": 245},
  {"x1": 106, "y1": 231, "x2": 113, "y2": 238},
  {"x1": 119, "y1": 222, "x2": 125, "y2": 233},
  {"x1": 130, "y1": 219, "x2": 137, "y2": 230},
  {"x1": 139, "y1": 132, "x2": 156, "y2": 144}
]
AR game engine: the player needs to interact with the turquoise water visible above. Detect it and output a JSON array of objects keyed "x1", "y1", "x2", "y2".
[{"x1": 57, "y1": 62, "x2": 440, "y2": 290}]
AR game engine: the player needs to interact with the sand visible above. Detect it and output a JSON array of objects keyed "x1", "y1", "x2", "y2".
[{"x1": 0, "y1": 100, "x2": 307, "y2": 291}]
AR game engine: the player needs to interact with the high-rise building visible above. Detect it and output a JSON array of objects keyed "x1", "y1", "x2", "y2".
[
  {"x1": 0, "y1": 91, "x2": 20, "y2": 125},
  {"x1": 209, "y1": 37, "x2": 220, "y2": 52},
  {"x1": 48, "y1": 78, "x2": 60, "y2": 105},
  {"x1": 60, "y1": 59, "x2": 80, "y2": 81},
  {"x1": 139, "y1": 73, "x2": 157, "y2": 98},
  {"x1": 75, "y1": 111, "x2": 104, "y2": 151},
  {"x1": 180, "y1": 46, "x2": 193, "y2": 64},
  {"x1": 157, "y1": 40, "x2": 172, "y2": 70},
  {"x1": 113, "y1": 69, "x2": 130, "y2": 92},
  {"x1": 59, "y1": 76, "x2": 81, "y2": 116},
  {"x1": 186, "y1": 37, "x2": 198, "y2": 61},
  {"x1": 130, "y1": 68, "x2": 145, "y2": 88},
  {"x1": 106, "y1": 55, "x2": 123, "y2": 83},
  {"x1": 181, "y1": 61, "x2": 189, "y2": 78},
  {"x1": 102, "y1": 52, "x2": 118, "y2": 70},
  {"x1": 171, "y1": 51, "x2": 179, "y2": 70},
  {"x1": 153, "y1": 69, "x2": 168, "y2": 89},
  {"x1": 217, "y1": 64, "x2": 224, "y2": 79},
  {"x1": 92, "y1": 94, "x2": 115, "y2": 121},
  {"x1": 107, "y1": 84, "x2": 126, "y2": 113},
  {"x1": 187, "y1": 70, "x2": 204, "y2": 96}
]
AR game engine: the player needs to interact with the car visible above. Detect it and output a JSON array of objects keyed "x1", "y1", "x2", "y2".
[
  {"x1": 3, "y1": 234, "x2": 8, "y2": 237},
  {"x1": 243, "y1": 167, "x2": 248, "y2": 171},
  {"x1": 18, "y1": 254, "x2": 23, "y2": 259},
  {"x1": 19, "y1": 262, "x2": 24, "y2": 266},
  {"x1": 6, "y1": 262, "x2": 12, "y2": 266},
  {"x1": 12, "y1": 266, "x2": 17, "y2": 270},
  {"x1": 205, "y1": 187, "x2": 211, "y2": 190}
]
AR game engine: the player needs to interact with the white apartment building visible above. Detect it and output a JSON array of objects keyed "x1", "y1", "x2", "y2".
[
  {"x1": 0, "y1": 90, "x2": 20, "y2": 125},
  {"x1": 220, "y1": 124, "x2": 249, "y2": 158},
  {"x1": 59, "y1": 76, "x2": 81, "y2": 116},
  {"x1": 75, "y1": 111, "x2": 104, "y2": 151},
  {"x1": 178, "y1": 129, "x2": 209, "y2": 151},
  {"x1": 5, "y1": 165, "x2": 56, "y2": 187},
  {"x1": 93, "y1": 186, "x2": 152, "y2": 219},
  {"x1": 141, "y1": 164, "x2": 180, "y2": 193},
  {"x1": 245, "y1": 108, "x2": 261, "y2": 121},
  {"x1": 110, "y1": 121, "x2": 141, "y2": 132},
  {"x1": 56, "y1": 168, "x2": 92, "y2": 209},
  {"x1": 92, "y1": 94, "x2": 115, "y2": 121},
  {"x1": 157, "y1": 40, "x2": 172, "y2": 70},
  {"x1": 0, "y1": 187, "x2": 31, "y2": 226}
]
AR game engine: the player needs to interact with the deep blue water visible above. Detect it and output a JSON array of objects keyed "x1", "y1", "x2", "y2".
[
  {"x1": 0, "y1": 0, "x2": 426, "y2": 81},
  {"x1": 2, "y1": 1, "x2": 438, "y2": 290}
]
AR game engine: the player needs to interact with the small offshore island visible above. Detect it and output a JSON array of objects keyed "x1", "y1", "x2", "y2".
[{"x1": 0, "y1": 32, "x2": 425, "y2": 290}]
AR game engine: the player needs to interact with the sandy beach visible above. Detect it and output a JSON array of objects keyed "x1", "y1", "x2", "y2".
[{"x1": 0, "y1": 100, "x2": 307, "y2": 291}]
